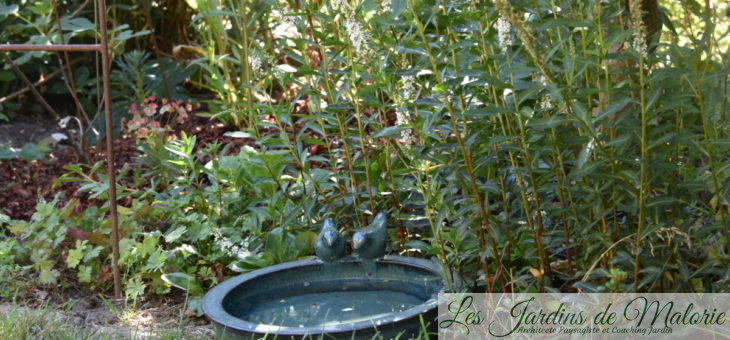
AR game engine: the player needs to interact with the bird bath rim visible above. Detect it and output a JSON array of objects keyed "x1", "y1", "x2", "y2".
[{"x1": 202, "y1": 255, "x2": 442, "y2": 337}]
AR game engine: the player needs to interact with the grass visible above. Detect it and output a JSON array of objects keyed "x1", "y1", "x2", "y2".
[
  {"x1": 0, "y1": 305, "x2": 108, "y2": 339},
  {"x1": 0, "y1": 302, "x2": 435, "y2": 340},
  {"x1": 0, "y1": 302, "x2": 213, "y2": 340}
]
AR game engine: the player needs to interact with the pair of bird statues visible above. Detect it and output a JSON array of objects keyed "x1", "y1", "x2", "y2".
[{"x1": 314, "y1": 212, "x2": 388, "y2": 263}]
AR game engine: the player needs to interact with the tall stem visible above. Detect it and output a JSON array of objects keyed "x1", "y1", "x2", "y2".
[
  {"x1": 408, "y1": 0, "x2": 504, "y2": 292},
  {"x1": 634, "y1": 55, "x2": 647, "y2": 292},
  {"x1": 238, "y1": 0, "x2": 254, "y2": 128},
  {"x1": 98, "y1": 0, "x2": 122, "y2": 300},
  {"x1": 345, "y1": 46, "x2": 376, "y2": 215}
]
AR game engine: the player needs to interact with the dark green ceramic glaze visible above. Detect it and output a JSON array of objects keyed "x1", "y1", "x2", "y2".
[{"x1": 202, "y1": 256, "x2": 443, "y2": 339}]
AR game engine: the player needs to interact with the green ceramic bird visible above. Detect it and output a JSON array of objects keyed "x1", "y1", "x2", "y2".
[
  {"x1": 353, "y1": 212, "x2": 388, "y2": 260},
  {"x1": 314, "y1": 218, "x2": 346, "y2": 263}
]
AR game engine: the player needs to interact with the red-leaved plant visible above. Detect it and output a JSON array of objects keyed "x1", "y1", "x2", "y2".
[{"x1": 121, "y1": 97, "x2": 193, "y2": 139}]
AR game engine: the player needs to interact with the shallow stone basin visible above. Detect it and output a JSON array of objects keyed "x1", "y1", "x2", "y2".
[{"x1": 202, "y1": 255, "x2": 443, "y2": 339}]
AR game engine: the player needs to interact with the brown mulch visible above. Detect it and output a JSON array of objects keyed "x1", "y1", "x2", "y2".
[
  {"x1": 0, "y1": 147, "x2": 84, "y2": 220},
  {"x1": 0, "y1": 115, "x2": 249, "y2": 221}
]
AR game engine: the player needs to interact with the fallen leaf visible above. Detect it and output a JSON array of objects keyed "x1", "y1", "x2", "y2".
[
  {"x1": 87, "y1": 231, "x2": 108, "y2": 246},
  {"x1": 98, "y1": 265, "x2": 112, "y2": 282},
  {"x1": 66, "y1": 225, "x2": 89, "y2": 242},
  {"x1": 213, "y1": 262, "x2": 225, "y2": 283}
]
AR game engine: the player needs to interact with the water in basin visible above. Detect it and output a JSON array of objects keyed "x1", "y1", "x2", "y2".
[
  {"x1": 244, "y1": 289, "x2": 423, "y2": 327},
  {"x1": 210, "y1": 257, "x2": 445, "y2": 338}
]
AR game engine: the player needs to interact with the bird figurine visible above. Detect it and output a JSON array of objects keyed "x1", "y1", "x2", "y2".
[
  {"x1": 314, "y1": 218, "x2": 346, "y2": 263},
  {"x1": 352, "y1": 212, "x2": 388, "y2": 260}
]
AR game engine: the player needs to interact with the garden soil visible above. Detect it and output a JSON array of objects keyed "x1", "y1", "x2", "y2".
[{"x1": 0, "y1": 114, "x2": 249, "y2": 220}]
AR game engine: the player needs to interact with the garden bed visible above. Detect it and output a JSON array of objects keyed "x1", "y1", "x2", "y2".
[{"x1": 0, "y1": 115, "x2": 246, "y2": 220}]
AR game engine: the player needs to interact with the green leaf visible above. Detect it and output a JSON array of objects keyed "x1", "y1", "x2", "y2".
[
  {"x1": 83, "y1": 246, "x2": 103, "y2": 262},
  {"x1": 139, "y1": 234, "x2": 158, "y2": 256},
  {"x1": 645, "y1": 87, "x2": 662, "y2": 110},
  {"x1": 569, "y1": 160, "x2": 604, "y2": 180},
  {"x1": 0, "y1": 145, "x2": 14, "y2": 160},
  {"x1": 646, "y1": 196, "x2": 677, "y2": 208},
  {"x1": 637, "y1": 267, "x2": 663, "y2": 289},
  {"x1": 576, "y1": 139, "x2": 596, "y2": 170},
  {"x1": 372, "y1": 126, "x2": 409, "y2": 138},
  {"x1": 527, "y1": 116, "x2": 571, "y2": 130},
  {"x1": 184, "y1": 0, "x2": 198, "y2": 10},
  {"x1": 78, "y1": 265, "x2": 93, "y2": 283},
  {"x1": 114, "y1": 29, "x2": 151, "y2": 42},
  {"x1": 223, "y1": 131, "x2": 254, "y2": 139},
  {"x1": 572, "y1": 281, "x2": 599, "y2": 293},
  {"x1": 231, "y1": 254, "x2": 273, "y2": 272},
  {"x1": 125, "y1": 277, "x2": 146, "y2": 299},
  {"x1": 144, "y1": 248, "x2": 167, "y2": 272},
  {"x1": 60, "y1": 17, "x2": 95, "y2": 33},
  {"x1": 294, "y1": 231, "x2": 317, "y2": 257},
  {"x1": 187, "y1": 296, "x2": 204, "y2": 316},
  {"x1": 17, "y1": 143, "x2": 50, "y2": 161},
  {"x1": 66, "y1": 240, "x2": 87, "y2": 269},
  {"x1": 161, "y1": 272, "x2": 204, "y2": 296},
  {"x1": 595, "y1": 97, "x2": 633, "y2": 122},
  {"x1": 164, "y1": 226, "x2": 187, "y2": 243},
  {"x1": 404, "y1": 240, "x2": 432, "y2": 253},
  {"x1": 39, "y1": 268, "x2": 60, "y2": 285},
  {"x1": 570, "y1": 102, "x2": 594, "y2": 134},
  {"x1": 0, "y1": 4, "x2": 19, "y2": 15},
  {"x1": 709, "y1": 139, "x2": 730, "y2": 148},
  {"x1": 391, "y1": 0, "x2": 406, "y2": 18},
  {"x1": 301, "y1": 137, "x2": 327, "y2": 146},
  {"x1": 28, "y1": 1, "x2": 52, "y2": 15}
]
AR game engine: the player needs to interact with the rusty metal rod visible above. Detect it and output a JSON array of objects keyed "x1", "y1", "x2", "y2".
[
  {"x1": 0, "y1": 44, "x2": 103, "y2": 52},
  {"x1": 2, "y1": 53, "x2": 61, "y2": 121},
  {"x1": 98, "y1": 0, "x2": 123, "y2": 300},
  {"x1": 0, "y1": 58, "x2": 83, "y2": 104}
]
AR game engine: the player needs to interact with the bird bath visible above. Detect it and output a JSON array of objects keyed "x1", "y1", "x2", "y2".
[{"x1": 202, "y1": 255, "x2": 444, "y2": 339}]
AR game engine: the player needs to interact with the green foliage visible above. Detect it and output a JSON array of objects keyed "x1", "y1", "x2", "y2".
[
  {"x1": 185, "y1": 0, "x2": 282, "y2": 127},
  {"x1": 1, "y1": 127, "x2": 330, "y2": 307},
  {"x1": 177, "y1": 0, "x2": 729, "y2": 294},
  {"x1": 0, "y1": 143, "x2": 50, "y2": 161},
  {"x1": 0, "y1": 235, "x2": 28, "y2": 298},
  {"x1": 111, "y1": 51, "x2": 194, "y2": 108},
  {"x1": 3, "y1": 197, "x2": 70, "y2": 286}
]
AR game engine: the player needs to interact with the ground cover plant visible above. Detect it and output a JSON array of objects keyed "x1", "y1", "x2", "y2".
[{"x1": 0, "y1": 0, "x2": 728, "y2": 337}]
